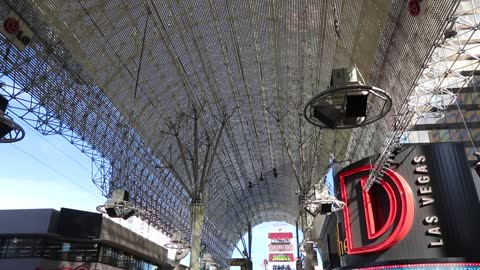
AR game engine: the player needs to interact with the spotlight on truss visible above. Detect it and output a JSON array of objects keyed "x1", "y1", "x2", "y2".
[
  {"x1": 202, "y1": 253, "x2": 215, "y2": 265},
  {"x1": 96, "y1": 189, "x2": 140, "y2": 220},
  {"x1": 301, "y1": 194, "x2": 345, "y2": 216},
  {"x1": 474, "y1": 152, "x2": 480, "y2": 179},
  {"x1": 202, "y1": 253, "x2": 217, "y2": 268},
  {"x1": 0, "y1": 95, "x2": 25, "y2": 143},
  {"x1": 165, "y1": 231, "x2": 190, "y2": 250},
  {"x1": 304, "y1": 67, "x2": 392, "y2": 129},
  {"x1": 299, "y1": 238, "x2": 315, "y2": 257}
]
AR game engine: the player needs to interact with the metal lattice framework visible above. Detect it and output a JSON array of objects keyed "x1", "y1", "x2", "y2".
[
  {"x1": 365, "y1": 0, "x2": 480, "y2": 190},
  {"x1": 0, "y1": 0, "x2": 459, "y2": 266}
]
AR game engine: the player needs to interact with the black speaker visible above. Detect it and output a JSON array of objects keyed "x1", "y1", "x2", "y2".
[
  {"x1": 320, "y1": 202, "x2": 333, "y2": 215},
  {"x1": 0, "y1": 95, "x2": 7, "y2": 112},
  {"x1": 475, "y1": 161, "x2": 480, "y2": 179},
  {"x1": 345, "y1": 94, "x2": 368, "y2": 118},
  {"x1": 105, "y1": 189, "x2": 135, "y2": 220},
  {"x1": 105, "y1": 207, "x2": 118, "y2": 218},
  {"x1": 313, "y1": 101, "x2": 343, "y2": 129},
  {"x1": 111, "y1": 189, "x2": 129, "y2": 201},
  {"x1": 0, "y1": 95, "x2": 12, "y2": 139},
  {"x1": 121, "y1": 209, "x2": 136, "y2": 220}
]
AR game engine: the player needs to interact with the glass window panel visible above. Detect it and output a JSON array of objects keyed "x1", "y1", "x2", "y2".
[
  {"x1": 408, "y1": 131, "x2": 419, "y2": 143},
  {"x1": 460, "y1": 129, "x2": 469, "y2": 142},
  {"x1": 0, "y1": 238, "x2": 12, "y2": 258},
  {"x1": 42, "y1": 238, "x2": 63, "y2": 260},
  {"x1": 439, "y1": 130, "x2": 450, "y2": 142},
  {"x1": 447, "y1": 111, "x2": 460, "y2": 123},
  {"x1": 476, "y1": 111, "x2": 480, "y2": 121},
  {"x1": 15, "y1": 238, "x2": 37, "y2": 257},
  {"x1": 0, "y1": 237, "x2": 161, "y2": 270},
  {"x1": 417, "y1": 131, "x2": 430, "y2": 143},
  {"x1": 430, "y1": 130, "x2": 440, "y2": 142},
  {"x1": 100, "y1": 245, "x2": 116, "y2": 265},
  {"x1": 466, "y1": 147, "x2": 477, "y2": 160},
  {"x1": 468, "y1": 93, "x2": 476, "y2": 104},
  {"x1": 472, "y1": 128, "x2": 480, "y2": 141},
  {"x1": 435, "y1": 115, "x2": 447, "y2": 124},
  {"x1": 465, "y1": 110, "x2": 477, "y2": 122},
  {"x1": 472, "y1": 92, "x2": 479, "y2": 103},
  {"x1": 66, "y1": 242, "x2": 98, "y2": 262},
  {"x1": 450, "y1": 130, "x2": 461, "y2": 141}
]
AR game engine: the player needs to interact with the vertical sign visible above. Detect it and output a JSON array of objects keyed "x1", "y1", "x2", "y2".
[{"x1": 0, "y1": 11, "x2": 34, "y2": 51}]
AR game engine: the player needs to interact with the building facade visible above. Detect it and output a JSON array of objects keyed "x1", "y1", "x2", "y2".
[{"x1": 0, "y1": 208, "x2": 172, "y2": 270}]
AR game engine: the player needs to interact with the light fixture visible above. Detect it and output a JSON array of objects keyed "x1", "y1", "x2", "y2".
[
  {"x1": 96, "y1": 189, "x2": 140, "y2": 220},
  {"x1": 444, "y1": 18, "x2": 458, "y2": 39},
  {"x1": 165, "y1": 231, "x2": 190, "y2": 250},
  {"x1": 304, "y1": 67, "x2": 392, "y2": 129},
  {"x1": 301, "y1": 194, "x2": 345, "y2": 216},
  {"x1": 0, "y1": 95, "x2": 25, "y2": 143},
  {"x1": 474, "y1": 152, "x2": 480, "y2": 178},
  {"x1": 201, "y1": 253, "x2": 216, "y2": 265}
]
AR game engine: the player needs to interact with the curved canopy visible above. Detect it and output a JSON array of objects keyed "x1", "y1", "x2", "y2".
[{"x1": 0, "y1": 0, "x2": 457, "y2": 266}]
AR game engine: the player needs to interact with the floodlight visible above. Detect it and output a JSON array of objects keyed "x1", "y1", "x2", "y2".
[
  {"x1": 0, "y1": 95, "x2": 25, "y2": 143},
  {"x1": 96, "y1": 189, "x2": 140, "y2": 220},
  {"x1": 301, "y1": 194, "x2": 345, "y2": 216},
  {"x1": 304, "y1": 67, "x2": 392, "y2": 129},
  {"x1": 165, "y1": 231, "x2": 190, "y2": 250}
]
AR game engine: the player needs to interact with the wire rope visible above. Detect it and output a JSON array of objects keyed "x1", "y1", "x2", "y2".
[{"x1": 9, "y1": 143, "x2": 104, "y2": 201}]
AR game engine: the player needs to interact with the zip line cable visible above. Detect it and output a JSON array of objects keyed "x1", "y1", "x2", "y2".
[
  {"x1": 22, "y1": 122, "x2": 92, "y2": 173},
  {"x1": 9, "y1": 143, "x2": 104, "y2": 201}
]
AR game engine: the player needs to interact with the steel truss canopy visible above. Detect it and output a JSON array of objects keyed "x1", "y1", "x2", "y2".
[{"x1": 0, "y1": 0, "x2": 459, "y2": 266}]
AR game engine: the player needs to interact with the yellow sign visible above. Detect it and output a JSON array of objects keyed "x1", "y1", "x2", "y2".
[{"x1": 230, "y1": 259, "x2": 248, "y2": 266}]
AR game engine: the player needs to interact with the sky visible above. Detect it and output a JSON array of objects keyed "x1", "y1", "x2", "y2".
[
  {"x1": 231, "y1": 222, "x2": 302, "y2": 270},
  {"x1": 0, "y1": 106, "x2": 305, "y2": 268},
  {"x1": 0, "y1": 117, "x2": 105, "y2": 211}
]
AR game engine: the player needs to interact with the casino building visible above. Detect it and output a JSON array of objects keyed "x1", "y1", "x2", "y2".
[
  {"x1": 0, "y1": 208, "x2": 172, "y2": 270},
  {"x1": 318, "y1": 143, "x2": 480, "y2": 269}
]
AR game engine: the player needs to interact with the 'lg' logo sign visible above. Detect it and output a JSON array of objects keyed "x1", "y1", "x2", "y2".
[
  {"x1": 4, "y1": 18, "x2": 19, "y2": 34},
  {"x1": 338, "y1": 165, "x2": 415, "y2": 254}
]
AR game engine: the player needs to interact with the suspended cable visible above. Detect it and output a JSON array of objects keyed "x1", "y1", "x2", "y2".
[
  {"x1": 134, "y1": 10, "x2": 151, "y2": 100},
  {"x1": 332, "y1": 0, "x2": 340, "y2": 38},
  {"x1": 9, "y1": 143, "x2": 104, "y2": 201},
  {"x1": 455, "y1": 99, "x2": 477, "y2": 153},
  {"x1": 22, "y1": 122, "x2": 91, "y2": 173}
]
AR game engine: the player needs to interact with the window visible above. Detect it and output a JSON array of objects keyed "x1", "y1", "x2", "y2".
[
  {"x1": 99, "y1": 244, "x2": 160, "y2": 270},
  {"x1": 0, "y1": 237, "x2": 160, "y2": 270}
]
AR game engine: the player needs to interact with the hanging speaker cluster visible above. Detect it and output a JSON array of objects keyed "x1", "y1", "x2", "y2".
[
  {"x1": 165, "y1": 230, "x2": 190, "y2": 250},
  {"x1": 96, "y1": 189, "x2": 140, "y2": 220},
  {"x1": 301, "y1": 194, "x2": 346, "y2": 216},
  {"x1": 0, "y1": 95, "x2": 25, "y2": 143},
  {"x1": 304, "y1": 67, "x2": 392, "y2": 129}
]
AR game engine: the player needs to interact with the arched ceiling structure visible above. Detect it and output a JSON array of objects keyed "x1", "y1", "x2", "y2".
[{"x1": 0, "y1": 0, "x2": 458, "y2": 267}]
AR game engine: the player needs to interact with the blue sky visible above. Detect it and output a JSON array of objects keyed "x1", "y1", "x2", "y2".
[
  {"x1": 0, "y1": 118, "x2": 105, "y2": 211},
  {"x1": 232, "y1": 222, "x2": 302, "y2": 270},
  {"x1": 0, "y1": 110, "x2": 303, "y2": 268}
]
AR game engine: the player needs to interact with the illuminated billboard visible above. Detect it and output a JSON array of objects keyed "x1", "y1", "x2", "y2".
[
  {"x1": 267, "y1": 230, "x2": 296, "y2": 270},
  {"x1": 319, "y1": 143, "x2": 480, "y2": 269},
  {"x1": 269, "y1": 254, "x2": 294, "y2": 262}
]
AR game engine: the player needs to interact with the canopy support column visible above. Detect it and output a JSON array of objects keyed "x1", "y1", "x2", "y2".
[{"x1": 190, "y1": 199, "x2": 205, "y2": 270}]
